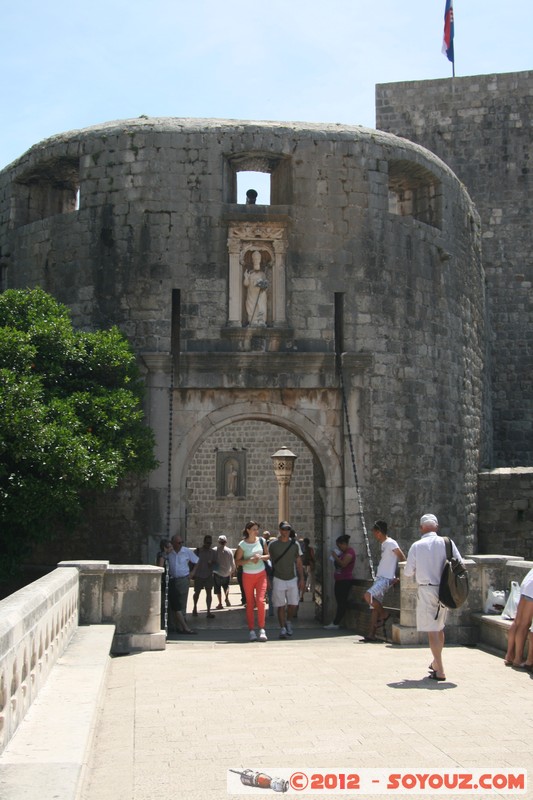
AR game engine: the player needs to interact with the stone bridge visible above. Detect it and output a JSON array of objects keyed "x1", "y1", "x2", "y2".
[{"x1": 1, "y1": 556, "x2": 532, "y2": 799}]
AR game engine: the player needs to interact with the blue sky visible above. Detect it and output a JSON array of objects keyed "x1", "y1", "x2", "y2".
[{"x1": 1, "y1": 0, "x2": 532, "y2": 170}]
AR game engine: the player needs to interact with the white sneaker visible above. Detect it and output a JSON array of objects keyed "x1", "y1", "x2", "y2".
[
  {"x1": 279, "y1": 627, "x2": 287, "y2": 639},
  {"x1": 286, "y1": 621, "x2": 293, "y2": 636},
  {"x1": 323, "y1": 623, "x2": 339, "y2": 630},
  {"x1": 258, "y1": 628, "x2": 268, "y2": 642},
  {"x1": 249, "y1": 630, "x2": 257, "y2": 642}
]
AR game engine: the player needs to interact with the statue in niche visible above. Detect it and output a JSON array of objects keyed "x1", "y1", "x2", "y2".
[
  {"x1": 225, "y1": 460, "x2": 239, "y2": 497},
  {"x1": 243, "y1": 249, "x2": 269, "y2": 327}
]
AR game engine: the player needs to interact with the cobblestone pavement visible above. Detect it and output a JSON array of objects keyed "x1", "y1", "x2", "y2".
[{"x1": 82, "y1": 585, "x2": 533, "y2": 800}]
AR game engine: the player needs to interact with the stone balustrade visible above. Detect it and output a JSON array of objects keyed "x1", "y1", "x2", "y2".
[
  {"x1": 393, "y1": 554, "x2": 532, "y2": 646},
  {"x1": 58, "y1": 560, "x2": 166, "y2": 654},
  {"x1": 0, "y1": 567, "x2": 79, "y2": 754},
  {"x1": 0, "y1": 560, "x2": 165, "y2": 756}
]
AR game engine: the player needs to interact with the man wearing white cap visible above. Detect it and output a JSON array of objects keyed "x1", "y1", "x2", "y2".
[{"x1": 404, "y1": 514, "x2": 463, "y2": 682}]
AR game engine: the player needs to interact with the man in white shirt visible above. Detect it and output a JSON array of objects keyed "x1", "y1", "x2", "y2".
[
  {"x1": 167, "y1": 534, "x2": 199, "y2": 633},
  {"x1": 363, "y1": 520, "x2": 405, "y2": 640},
  {"x1": 403, "y1": 513, "x2": 463, "y2": 682}
]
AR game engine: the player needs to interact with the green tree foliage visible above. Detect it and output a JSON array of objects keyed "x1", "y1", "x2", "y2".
[{"x1": 0, "y1": 288, "x2": 157, "y2": 576}]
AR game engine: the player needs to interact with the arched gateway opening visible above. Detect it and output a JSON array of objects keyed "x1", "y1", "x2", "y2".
[
  {"x1": 173, "y1": 404, "x2": 345, "y2": 622},
  {"x1": 184, "y1": 420, "x2": 326, "y2": 617}
]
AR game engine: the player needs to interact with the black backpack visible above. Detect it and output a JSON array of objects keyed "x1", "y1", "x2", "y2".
[{"x1": 438, "y1": 536, "x2": 469, "y2": 609}]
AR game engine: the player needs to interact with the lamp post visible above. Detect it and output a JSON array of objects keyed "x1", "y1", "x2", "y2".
[{"x1": 271, "y1": 446, "x2": 298, "y2": 523}]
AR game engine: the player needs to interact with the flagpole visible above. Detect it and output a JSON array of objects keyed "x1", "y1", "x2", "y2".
[
  {"x1": 452, "y1": 0, "x2": 456, "y2": 79},
  {"x1": 443, "y1": 0, "x2": 455, "y2": 79}
]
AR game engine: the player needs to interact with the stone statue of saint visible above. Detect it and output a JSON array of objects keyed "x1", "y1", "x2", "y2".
[
  {"x1": 226, "y1": 462, "x2": 238, "y2": 496},
  {"x1": 243, "y1": 249, "x2": 268, "y2": 327}
]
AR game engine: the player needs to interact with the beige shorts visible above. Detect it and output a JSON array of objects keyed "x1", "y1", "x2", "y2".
[
  {"x1": 416, "y1": 585, "x2": 448, "y2": 632},
  {"x1": 272, "y1": 577, "x2": 299, "y2": 608}
]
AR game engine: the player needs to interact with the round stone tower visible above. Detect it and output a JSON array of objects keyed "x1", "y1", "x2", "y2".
[{"x1": 0, "y1": 118, "x2": 485, "y2": 601}]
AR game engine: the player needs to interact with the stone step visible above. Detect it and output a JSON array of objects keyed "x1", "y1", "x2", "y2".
[{"x1": 471, "y1": 611, "x2": 512, "y2": 654}]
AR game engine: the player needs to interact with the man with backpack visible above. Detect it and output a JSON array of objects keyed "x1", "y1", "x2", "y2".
[
  {"x1": 269, "y1": 521, "x2": 305, "y2": 639},
  {"x1": 403, "y1": 513, "x2": 463, "y2": 682}
]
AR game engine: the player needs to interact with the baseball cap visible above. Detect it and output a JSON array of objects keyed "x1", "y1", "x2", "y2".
[
  {"x1": 218, "y1": 534, "x2": 227, "y2": 542},
  {"x1": 279, "y1": 521, "x2": 291, "y2": 530}
]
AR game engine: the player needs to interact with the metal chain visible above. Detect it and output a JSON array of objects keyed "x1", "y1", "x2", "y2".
[{"x1": 337, "y1": 355, "x2": 376, "y2": 580}]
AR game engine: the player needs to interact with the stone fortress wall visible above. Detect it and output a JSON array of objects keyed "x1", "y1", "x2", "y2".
[
  {"x1": 0, "y1": 116, "x2": 484, "y2": 589},
  {"x1": 376, "y1": 70, "x2": 533, "y2": 559},
  {"x1": 377, "y1": 70, "x2": 533, "y2": 469}
]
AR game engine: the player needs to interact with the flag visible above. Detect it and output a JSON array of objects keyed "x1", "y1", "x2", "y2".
[{"x1": 442, "y1": 0, "x2": 454, "y2": 64}]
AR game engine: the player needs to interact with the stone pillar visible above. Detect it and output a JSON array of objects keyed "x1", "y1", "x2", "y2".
[
  {"x1": 102, "y1": 565, "x2": 165, "y2": 653},
  {"x1": 58, "y1": 559, "x2": 109, "y2": 624},
  {"x1": 227, "y1": 238, "x2": 243, "y2": 326},
  {"x1": 392, "y1": 559, "x2": 479, "y2": 646},
  {"x1": 140, "y1": 352, "x2": 173, "y2": 553},
  {"x1": 272, "y1": 237, "x2": 287, "y2": 326},
  {"x1": 59, "y1": 561, "x2": 166, "y2": 653},
  {"x1": 140, "y1": 351, "x2": 172, "y2": 483},
  {"x1": 271, "y1": 446, "x2": 298, "y2": 522}
]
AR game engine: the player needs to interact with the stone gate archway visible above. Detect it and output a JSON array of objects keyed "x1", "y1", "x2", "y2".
[{"x1": 172, "y1": 400, "x2": 345, "y2": 620}]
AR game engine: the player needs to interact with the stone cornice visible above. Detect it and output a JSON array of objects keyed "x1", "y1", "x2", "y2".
[{"x1": 176, "y1": 351, "x2": 372, "y2": 389}]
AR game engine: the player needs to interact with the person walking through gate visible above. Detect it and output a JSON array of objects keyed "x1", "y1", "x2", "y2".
[
  {"x1": 167, "y1": 534, "x2": 199, "y2": 634},
  {"x1": 324, "y1": 534, "x2": 357, "y2": 630},
  {"x1": 192, "y1": 535, "x2": 216, "y2": 618},
  {"x1": 269, "y1": 521, "x2": 305, "y2": 639},
  {"x1": 300, "y1": 536, "x2": 316, "y2": 601},
  {"x1": 235, "y1": 521, "x2": 270, "y2": 642},
  {"x1": 213, "y1": 535, "x2": 236, "y2": 609}
]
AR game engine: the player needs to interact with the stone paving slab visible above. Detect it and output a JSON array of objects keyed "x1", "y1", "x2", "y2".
[{"x1": 81, "y1": 586, "x2": 533, "y2": 800}]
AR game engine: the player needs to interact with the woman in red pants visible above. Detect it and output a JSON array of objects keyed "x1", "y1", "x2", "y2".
[{"x1": 235, "y1": 520, "x2": 270, "y2": 642}]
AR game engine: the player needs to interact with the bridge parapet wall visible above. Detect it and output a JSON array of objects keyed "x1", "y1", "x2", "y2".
[
  {"x1": 394, "y1": 554, "x2": 531, "y2": 646},
  {"x1": 58, "y1": 560, "x2": 166, "y2": 654},
  {"x1": 0, "y1": 567, "x2": 78, "y2": 754},
  {"x1": 0, "y1": 561, "x2": 164, "y2": 755}
]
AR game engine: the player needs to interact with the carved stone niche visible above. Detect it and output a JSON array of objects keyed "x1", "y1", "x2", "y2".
[
  {"x1": 227, "y1": 222, "x2": 288, "y2": 329},
  {"x1": 216, "y1": 451, "x2": 246, "y2": 499}
]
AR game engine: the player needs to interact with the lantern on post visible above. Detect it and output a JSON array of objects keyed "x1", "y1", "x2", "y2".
[{"x1": 271, "y1": 446, "x2": 298, "y2": 524}]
